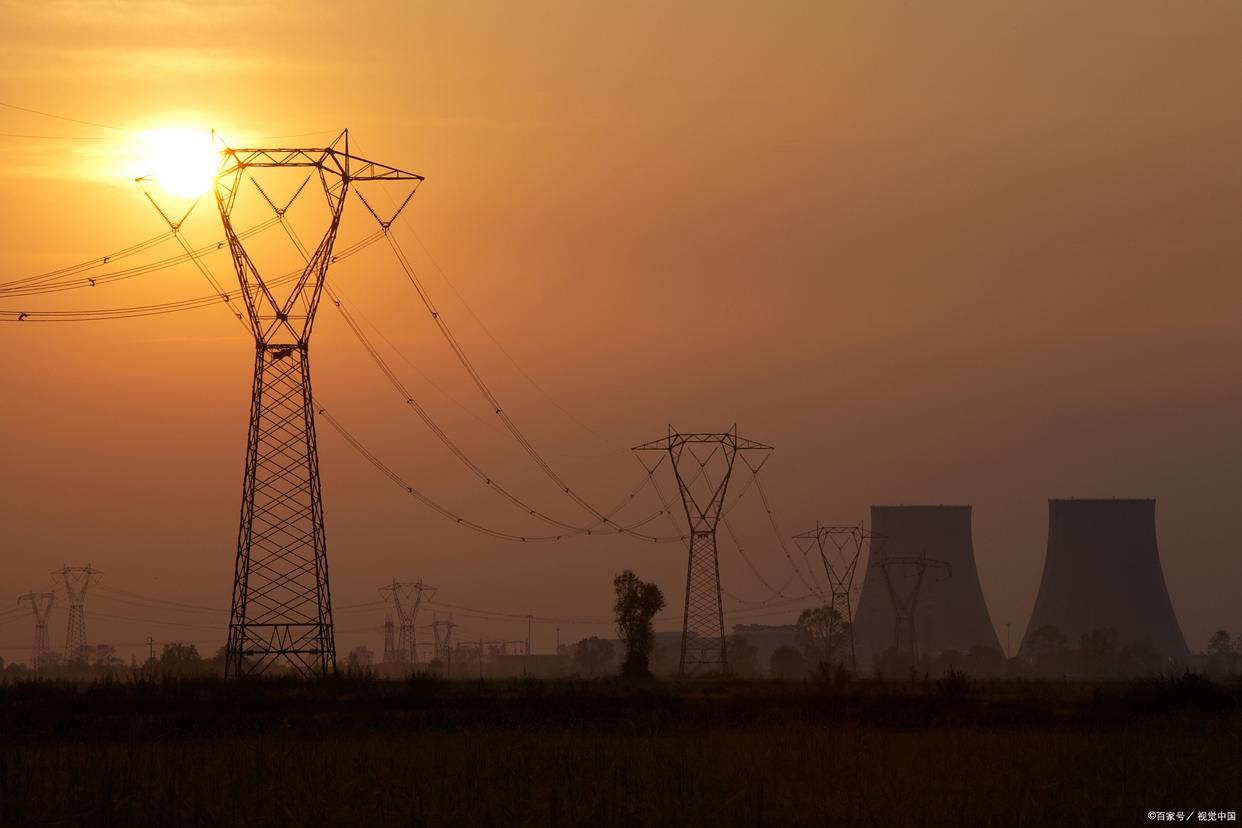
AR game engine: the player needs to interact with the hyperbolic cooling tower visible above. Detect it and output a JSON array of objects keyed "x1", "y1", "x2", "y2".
[
  {"x1": 852, "y1": 506, "x2": 1001, "y2": 665},
  {"x1": 1020, "y1": 499, "x2": 1188, "y2": 658}
]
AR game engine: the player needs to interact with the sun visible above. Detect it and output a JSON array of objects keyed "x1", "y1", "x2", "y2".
[{"x1": 137, "y1": 128, "x2": 218, "y2": 198}]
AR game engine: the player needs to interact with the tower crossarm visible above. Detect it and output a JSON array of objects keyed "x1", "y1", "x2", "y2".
[
  {"x1": 632, "y1": 429, "x2": 773, "y2": 454},
  {"x1": 221, "y1": 148, "x2": 422, "y2": 180}
]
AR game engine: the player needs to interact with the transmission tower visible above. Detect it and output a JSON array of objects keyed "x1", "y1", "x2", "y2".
[
  {"x1": 634, "y1": 426, "x2": 772, "y2": 675},
  {"x1": 50, "y1": 565, "x2": 101, "y2": 661},
  {"x1": 17, "y1": 592, "x2": 55, "y2": 671},
  {"x1": 379, "y1": 579, "x2": 435, "y2": 665},
  {"x1": 427, "y1": 613, "x2": 456, "y2": 675},
  {"x1": 207, "y1": 131, "x2": 422, "y2": 678},
  {"x1": 879, "y1": 550, "x2": 950, "y2": 663},
  {"x1": 792, "y1": 523, "x2": 878, "y2": 670}
]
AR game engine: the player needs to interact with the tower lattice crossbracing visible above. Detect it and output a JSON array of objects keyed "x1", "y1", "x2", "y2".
[
  {"x1": 213, "y1": 131, "x2": 423, "y2": 678},
  {"x1": 634, "y1": 427, "x2": 772, "y2": 675}
]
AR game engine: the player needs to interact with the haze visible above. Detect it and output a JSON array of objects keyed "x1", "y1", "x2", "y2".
[{"x1": 2, "y1": 1, "x2": 1241, "y2": 663}]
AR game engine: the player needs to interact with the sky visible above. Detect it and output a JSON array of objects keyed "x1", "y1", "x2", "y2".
[{"x1": 1, "y1": 0, "x2": 1241, "y2": 664}]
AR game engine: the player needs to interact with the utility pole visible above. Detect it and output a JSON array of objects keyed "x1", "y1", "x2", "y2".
[
  {"x1": 634, "y1": 426, "x2": 772, "y2": 676},
  {"x1": 166, "y1": 131, "x2": 423, "y2": 679},
  {"x1": 525, "y1": 614, "x2": 532, "y2": 675},
  {"x1": 792, "y1": 522, "x2": 877, "y2": 672},
  {"x1": 50, "y1": 565, "x2": 101, "y2": 662},
  {"x1": 17, "y1": 592, "x2": 54, "y2": 672},
  {"x1": 379, "y1": 579, "x2": 435, "y2": 666},
  {"x1": 146, "y1": 636, "x2": 156, "y2": 664}
]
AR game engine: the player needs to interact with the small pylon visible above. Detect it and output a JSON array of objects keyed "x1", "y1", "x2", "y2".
[
  {"x1": 17, "y1": 592, "x2": 55, "y2": 671},
  {"x1": 793, "y1": 523, "x2": 880, "y2": 671},
  {"x1": 50, "y1": 565, "x2": 101, "y2": 661},
  {"x1": 427, "y1": 613, "x2": 456, "y2": 674},
  {"x1": 379, "y1": 579, "x2": 435, "y2": 665},
  {"x1": 879, "y1": 550, "x2": 950, "y2": 663}
]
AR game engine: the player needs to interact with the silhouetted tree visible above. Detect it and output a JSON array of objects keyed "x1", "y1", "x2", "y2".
[
  {"x1": 873, "y1": 646, "x2": 915, "y2": 679},
  {"x1": 795, "y1": 605, "x2": 851, "y2": 666},
  {"x1": 1118, "y1": 642, "x2": 1162, "y2": 677},
  {"x1": 345, "y1": 646, "x2": 374, "y2": 672},
  {"x1": 965, "y1": 645, "x2": 1004, "y2": 676},
  {"x1": 1206, "y1": 630, "x2": 1233, "y2": 656},
  {"x1": 613, "y1": 570, "x2": 665, "y2": 677},
  {"x1": 573, "y1": 636, "x2": 616, "y2": 677},
  {"x1": 1079, "y1": 628, "x2": 1120, "y2": 677},
  {"x1": 726, "y1": 635, "x2": 759, "y2": 678},
  {"x1": 769, "y1": 645, "x2": 805, "y2": 679},
  {"x1": 1205, "y1": 630, "x2": 1235, "y2": 676},
  {"x1": 1025, "y1": 625, "x2": 1072, "y2": 676},
  {"x1": 159, "y1": 642, "x2": 205, "y2": 677}
]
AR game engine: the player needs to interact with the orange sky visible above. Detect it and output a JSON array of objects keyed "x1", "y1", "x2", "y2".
[{"x1": 2, "y1": 1, "x2": 1242, "y2": 662}]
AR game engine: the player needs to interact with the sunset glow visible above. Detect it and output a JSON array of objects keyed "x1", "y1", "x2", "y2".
[{"x1": 134, "y1": 127, "x2": 218, "y2": 197}]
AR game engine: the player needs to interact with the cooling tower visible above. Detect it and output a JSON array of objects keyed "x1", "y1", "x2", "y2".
[
  {"x1": 852, "y1": 506, "x2": 1001, "y2": 666},
  {"x1": 1020, "y1": 499, "x2": 1188, "y2": 658}
]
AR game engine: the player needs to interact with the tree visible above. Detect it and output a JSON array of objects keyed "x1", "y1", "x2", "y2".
[
  {"x1": 726, "y1": 635, "x2": 759, "y2": 678},
  {"x1": 795, "y1": 605, "x2": 850, "y2": 665},
  {"x1": 1118, "y1": 642, "x2": 1161, "y2": 677},
  {"x1": 965, "y1": 645, "x2": 1004, "y2": 676},
  {"x1": 769, "y1": 645, "x2": 805, "y2": 679},
  {"x1": 345, "y1": 645, "x2": 374, "y2": 672},
  {"x1": 1079, "y1": 628, "x2": 1120, "y2": 677},
  {"x1": 613, "y1": 570, "x2": 665, "y2": 677},
  {"x1": 1206, "y1": 630, "x2": 1236, "y2": 676},
  {"x1": 573, "y1": 636, "x2": 616, "y2": 677},
  {"x1": 1025, "y1": 625, "x2": 1072, "y2": 676},
  {"x1": 159, "y1": 642, "x2": 204, "y2": 677},
  {"x1": 1206, "y1": 630, "x2": 1234, "y2": 656}
]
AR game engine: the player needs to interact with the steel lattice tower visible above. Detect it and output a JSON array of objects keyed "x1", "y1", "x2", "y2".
[
  {"x1": 880, "y1": 552, "x2": 950, "y2": 662},
  {"x1": 792, "y1": 523, "x2": 877, "y2": 670},
  {"x1": 634, "y1": 426, "x2": 772, "y2": 675},
  {"x1": 213, "y1": 131, "x2": 422, "y2": 678},
  {"x1": 51, "y1": 565, "x2": 101, "y2": 661},
  {"x1": 428, "y1": 613, "x2": 456, "y2": 674},
  {"x1": 17, "y1": 592, "x2": 55, "y2": 671},
  {"x1": 379, "y1": 578, "x2": 435, "y2": 665}
]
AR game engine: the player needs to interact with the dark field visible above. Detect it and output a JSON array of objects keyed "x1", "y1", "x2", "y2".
[{"x1": 1, "y1": 675, "x2": 1239, "y2": 826}]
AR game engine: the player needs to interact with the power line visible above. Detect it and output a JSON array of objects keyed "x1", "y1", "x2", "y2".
[
  {"x1": 372, "y1": 225, "x2": 667, "y2": 538},
  {"x1": 0, "y1": 99, "x2": 128, "y2": 132},
  {"x1": 382, "y1": 196, "x2": 622, "y2": 452},
  {"x1": 260, "y1": 198, "x2": 682, "y2": 543}
]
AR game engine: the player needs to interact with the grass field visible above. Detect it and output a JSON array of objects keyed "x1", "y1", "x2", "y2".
[{"x1": 0, "y1": 674, "x2": 1238, "y2": 826}]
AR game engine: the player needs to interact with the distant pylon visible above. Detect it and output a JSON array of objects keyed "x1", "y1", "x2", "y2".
[
  {"x1": 17, "y1": 592, "x2": 55, "y2": 671},
  {"x1": 792, "y1": 523, "x2": 878, "y2": 670},
  {"x1": 879, "y1": 550, "x2": 950, "y2": 663},
  {"x1": 634, "y1": 426, "x2": 772, "y2": 675},
  {"x1": 200, "y1": 131, "x2": 423, "y2": 679},
  {"x1": 427, "y1": 612, "x2": 456, "y2": 674},
  {"x1": 379, "y1": 579, "x2": 435, "y2": 665},
  {"x1": 382, "y1": 615, "x2": 396, "y2": 663},
  {"x1": 50, "y1": 565, "x2": 101, "y2": 661}
]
